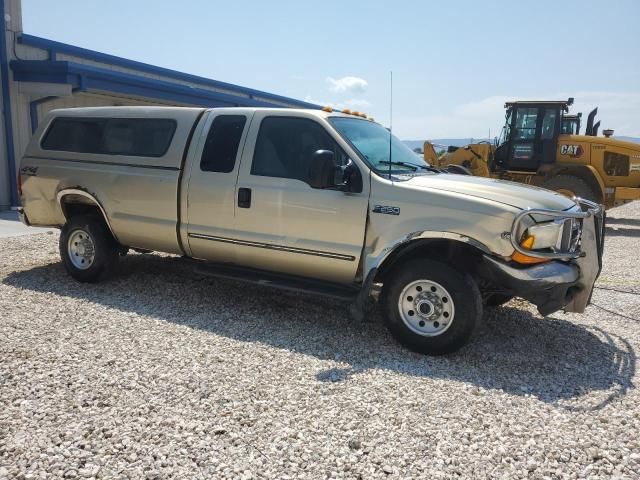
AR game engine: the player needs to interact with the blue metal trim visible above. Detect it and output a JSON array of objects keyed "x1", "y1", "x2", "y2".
[
  {"x1": 18, "y1": 33, "x2": 321, "y2": 109},
  {"x1": 11, "y1": 60, "x2": 300, "y2": 109},
  {"x1": 29, "y1": 95, "x2": 57, "y2": 133},
  {"x1": 0, "y1": 0, "x2": 18, "y2": 206},
  {"x1": 29, "y1": 100, "x2": 39, "y2": 133}
]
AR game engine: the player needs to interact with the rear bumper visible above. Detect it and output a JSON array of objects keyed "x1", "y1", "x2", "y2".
[
  {"x1": 17, "y1": 207, "x2": 30, "y2": 226},
  {"x1": 479, "y1": 256, "x2": 580, "y2": 316}
]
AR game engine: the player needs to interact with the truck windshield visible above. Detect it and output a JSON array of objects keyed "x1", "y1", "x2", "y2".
[{"x1": 329, "y1": 117, "x2": 431, "y2": 175}]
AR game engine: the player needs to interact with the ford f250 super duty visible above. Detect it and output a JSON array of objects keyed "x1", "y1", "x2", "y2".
[{"x1": 17, "y1": 106, "x2": 605, "y2": 354}]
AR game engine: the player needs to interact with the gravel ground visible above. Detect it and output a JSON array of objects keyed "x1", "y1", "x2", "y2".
[{"x1": 1, "y1": 203, "x2": 639, "y2": 479}]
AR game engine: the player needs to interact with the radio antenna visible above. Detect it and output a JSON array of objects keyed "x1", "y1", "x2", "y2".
[{"x1": 388, "y1": 71, "x2": 393, "y2": 180}]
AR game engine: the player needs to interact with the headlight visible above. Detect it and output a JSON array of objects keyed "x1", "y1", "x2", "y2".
[
  {"x1": 525, "y1": 219, "x2": 566, "y2": 250},
  {"x1": 512, "y1": 217, "x2": 581, "y2": 264}
]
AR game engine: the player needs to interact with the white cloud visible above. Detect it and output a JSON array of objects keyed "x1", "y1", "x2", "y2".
[
  {"x1": 395, "y1": 92, "x2": 640, "y2": 140},
  {"x1": 326, "y1": 76, "x2": 368, "y2": 94}
]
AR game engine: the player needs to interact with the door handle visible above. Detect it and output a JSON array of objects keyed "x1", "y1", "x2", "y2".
[{"x1": 238, "y1": 187, "x2": 252, "y2": 208}]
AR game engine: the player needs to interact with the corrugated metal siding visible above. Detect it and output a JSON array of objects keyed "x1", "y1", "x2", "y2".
[{"x1": 52, "y1": 53, "x2": 299, "y2": 108}]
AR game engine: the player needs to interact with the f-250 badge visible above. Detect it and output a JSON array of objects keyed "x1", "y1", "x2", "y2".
[
  {"x1": 560, "y1": 144, "x2": 583, "y2": 157},
  {"x1": 373, "y1": 205, "x2": 400, "y2": 215}
]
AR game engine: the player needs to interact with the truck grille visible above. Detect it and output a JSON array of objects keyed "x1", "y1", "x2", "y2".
[{"x1": 560, "y1": 217, "x2": 582, "y2": 253}]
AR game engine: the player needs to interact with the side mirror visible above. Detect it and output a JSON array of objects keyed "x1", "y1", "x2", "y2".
[
  {"x1": 308, "y1": 150, "x2": 338, "y2": 189},
  {"x1": 308, "y1": 149, "x2": 362, "y2": 192}
]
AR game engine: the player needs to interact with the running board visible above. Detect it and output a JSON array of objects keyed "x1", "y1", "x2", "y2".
[{"x1": 192, "y1": 261, "x2": 359, "y2": 301}]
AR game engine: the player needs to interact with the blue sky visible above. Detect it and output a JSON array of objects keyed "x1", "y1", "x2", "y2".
[{"x1": 23, "y1": 0, "x2": 640, "y2": 139}]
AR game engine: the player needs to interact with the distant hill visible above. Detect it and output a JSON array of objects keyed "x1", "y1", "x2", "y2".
[
  {"x1": 403, "y1": 139, "x2": 491, "y2": 151},
  {"x1": 404, "y1": 136, "x2": 640, "y2": 150},
  {"x1": 617, "y1": 136, "x2": 640, "y2": 144}
]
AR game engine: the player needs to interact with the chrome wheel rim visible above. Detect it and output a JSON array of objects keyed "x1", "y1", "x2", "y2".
[
  {"x1": 398, "y1": 280, "x2": 455, "y2": 337},
  {"x1": 67, "y1": 229, "x2": 95, "y2": 270}
]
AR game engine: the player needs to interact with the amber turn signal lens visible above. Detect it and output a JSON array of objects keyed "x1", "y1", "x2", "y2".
[{"x1": 511, "y1": 235, "x2": 549, "y2": 265}]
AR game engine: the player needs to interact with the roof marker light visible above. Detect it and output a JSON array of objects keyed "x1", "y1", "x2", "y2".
[{"x1": 322, "y1": 106, "x2": 333, "y2": 112}]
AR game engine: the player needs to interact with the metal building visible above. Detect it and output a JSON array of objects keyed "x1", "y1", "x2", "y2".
[{"x1": 0, "y1": 0, "x2": 319, "y2": 210}]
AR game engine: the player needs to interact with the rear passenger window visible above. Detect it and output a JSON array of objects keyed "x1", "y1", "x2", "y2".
[
  {"x1": 41, "y1": 118, "x2": 176, "y2": 157},
  {"x1": 41, "y1": 118, "x2": 105, "y2": 154},
  {"x1": 252, "y1": 117, "x2": 344, "y2": 182},
  {"x1": 200, "y1": 115, "x2": 247, "y2": 172}
]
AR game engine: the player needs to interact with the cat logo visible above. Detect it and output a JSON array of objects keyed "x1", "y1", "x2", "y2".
[{"x1": 560, "y1": 144, "x2": 583, "y2": 158}]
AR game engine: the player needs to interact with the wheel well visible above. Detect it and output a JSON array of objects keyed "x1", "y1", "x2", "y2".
[
  {"x1": 374, "y1": 239, "x2": 486, "y2": 283},
  {"x1": 548, "y1": 166, "x2": 604, "y2": 203},
  {"x1": 58, "y1": 193, "x2": 120, "y2": 244},
  {"x1": 60, "y1": 200, "x2": 102, "y2": 220}
]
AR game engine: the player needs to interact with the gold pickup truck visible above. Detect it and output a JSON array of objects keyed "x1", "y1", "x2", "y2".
[{"x1": 18, "y1": 107, "x2": 605, "y2": 355}]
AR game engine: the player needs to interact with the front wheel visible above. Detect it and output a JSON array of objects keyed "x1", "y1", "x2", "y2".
[
  {"x1": 540, "y1": 174, "x2": 599, "y2": 203},
  {"x1": 59, "y1": 215, "x2": 120, "y2": 282},
  {"x1": 382, "y1": 259, "x2": 482, "y2": 355}
]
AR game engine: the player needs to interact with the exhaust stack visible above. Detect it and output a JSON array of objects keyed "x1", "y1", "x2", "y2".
[{"x1": 585, "y1": 108, "x2": 598, "y2": 136}]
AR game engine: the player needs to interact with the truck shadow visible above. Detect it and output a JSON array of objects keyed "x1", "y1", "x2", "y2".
[
  {"x1": 3, "y1": 253, "x2": 635, "y2": 412},
  {"x1": 604, "y1": 214, "x2": 640, "y2": 237},
  {"x1": 605, "y1": 217, "x2": 640, "y2": 227},
  {"x1": 604, "y1": 225, "x2": 640, "y2": 238}
]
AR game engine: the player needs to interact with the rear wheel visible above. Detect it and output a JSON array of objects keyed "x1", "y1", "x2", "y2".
[
  {"x1": 382, "y1": 259, "x2": 482, "y2": 355},
  {"x1": 541, "y1": 174, "x2": 599, "y2": 202},
  {"x1": 59, "y1": 215, "x2": 120, "y2": 282}
]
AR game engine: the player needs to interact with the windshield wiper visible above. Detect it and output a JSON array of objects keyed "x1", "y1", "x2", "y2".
[
  {"x1": 378, "y1": 160, "x2": 441, "y2": 173},
  {"x1": 378, "y1": 160, "x2": 421, "y2": 171}
]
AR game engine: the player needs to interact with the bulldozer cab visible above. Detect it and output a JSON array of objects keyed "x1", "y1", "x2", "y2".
[
  {"x1": 561, "y1": 113, "x2": 581, "y2": 135},
  {"x1": 493, "y1": 98, "x2": 572, "y2": 172}
]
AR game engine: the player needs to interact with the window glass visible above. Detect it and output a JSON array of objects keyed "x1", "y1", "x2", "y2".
[
  {"x1": 200, "y1": 115, "x2": 247, "y2": 172},
  {"x1": 252, "y1": 117, "x2": 346, "y2": 182},
  {"x1": 540, "y1": 109, "x2": 557, "y2": 140},
  {"x1": 561, "y1": 119, "x2": 578, "y2": 135},
  {"x1": 41, "y1": 118, "x2": 176, "y2": 157},
  {"x1": 514, "y1": 108, "x2": 538, "y2": 140},
  {"x1": 41, "y1": 118, "x2": 105, "y2": 154},
  {"x1": 329, "y1": 117, "x2": 429, "y2": 173},
  {"x1": 499, "y1": 109, "x2": 513, "y2": 145}
]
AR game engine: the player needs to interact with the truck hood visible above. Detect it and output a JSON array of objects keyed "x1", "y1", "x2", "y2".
[{"x1": 404, "y1": 173, "x2": 577, "y2": 211}]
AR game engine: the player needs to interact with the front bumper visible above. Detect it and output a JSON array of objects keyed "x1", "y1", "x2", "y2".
[
  {"x1": 479, "y1": 256, "x2": 580, "y2": 316},
  {"x1": 481, "y1": 199, "x2": 605, "y2": 316}
]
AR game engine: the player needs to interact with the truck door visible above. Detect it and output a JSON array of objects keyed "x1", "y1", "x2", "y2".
[
  {"x1": 506, "y1": 106, "x2": 539, "y2": 170},
  {"x1": 506, "y1": 106, "x2": 560, "y2": 171},
  {"x1": 183, "y1": 109, "x2": 253, "y2": 263},
  {"x1": 233, "y1": 112, "x2": 370, "y2": 284}
]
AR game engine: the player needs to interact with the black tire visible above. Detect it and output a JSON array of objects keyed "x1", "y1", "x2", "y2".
[
  {"x1": 59, "y1": 215, "x2": 119, "y2": 282},
  {"x1": 540, "y1": 175, "x2": 599, "y2": 202},
  {"x1": 484, "y1": 293, "x2": 513, "y2": 307},
  {"x1": 443, "y1": 164, "x2": 472, "y2": 175},
  {"x1": 381, "y1": 259, "x2": 482, "y2": 355}
]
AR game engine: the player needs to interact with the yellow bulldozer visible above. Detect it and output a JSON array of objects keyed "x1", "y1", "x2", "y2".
[{"x1": 424, "y1": 98, "x2": 640, "y2": 208}]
